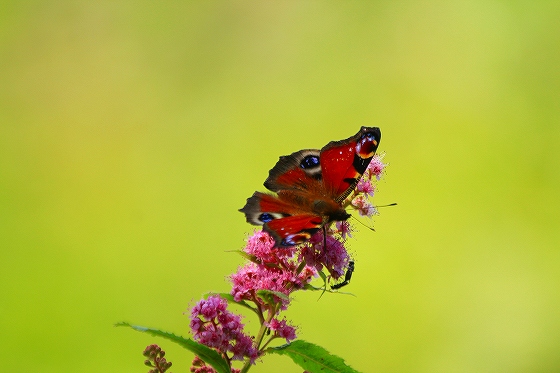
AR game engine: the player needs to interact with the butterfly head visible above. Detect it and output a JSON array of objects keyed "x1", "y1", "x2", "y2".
[
  {"x1": 328, "y1": 209, "x2": 351, "y2": 223},
  {"x1": 312, "y1": 200, "x2": 351, "y2": 223}
]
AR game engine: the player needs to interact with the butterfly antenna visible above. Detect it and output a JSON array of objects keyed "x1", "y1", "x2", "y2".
[
  {"x1": 350, "y1": 202, "x2": 397, "y2": 231},
  {"x1": 376, "y1": 202, "x2": 398, "y2": 207},
  {"x1": 351, "y1": 215, "x2": 376, "y2": 231}
]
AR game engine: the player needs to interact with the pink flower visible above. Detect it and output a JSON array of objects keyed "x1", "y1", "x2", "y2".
[
  {"x1": 356, "y1": 178, "x2": 375, "y2": 196},
  {"x1": 300, "y1": 232, "x2": 349, "y2": 279},
  {"x1": 189, "y1": 295, "x2": 258, "y2": 363},
  {"x1": 230, "y1": 333, "x2": 257, "y2": 361},
  {"x1": 367, "y1": 154, "x2": 386, "y2": 180},
  {"x1": 334, "y1": 221, "x2": 353, "y2": 239},
  {"x1": 231, "y1": 231, "x2": 318, "y2": 310},
  {"x1": 230, "y1": 262, "x2": 309, "y2": 310},
  {"x1": 351, "y1": 195, "x2": 378, "y2": 217},
  {"x1": 268, "y1": 318, "x2": 297, "y2": 342},
  {"x1": 244, "y1": 230, "x2": 296, "y2": 266}
]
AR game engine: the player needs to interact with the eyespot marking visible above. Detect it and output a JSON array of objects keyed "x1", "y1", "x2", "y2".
[
  {"x1": 300, "y1": 155, "x2": 320, "y2": 169},
  {"x1": 281, "y1": 232, "x2": 311, "y2": 246},
  {"x1": 258, "y1": 212, "x2": 286, "y2": 223},
  {"x1": 356, "y1": 131, "x2": 379, "y2": 159},
  {"x1": 259, "y1": 213, "x2": 274, "y2": 223}
]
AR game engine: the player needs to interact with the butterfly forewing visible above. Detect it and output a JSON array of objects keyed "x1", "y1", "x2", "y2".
[
  {"x1": 263, "y1": 149, "x2": 322, "y2": 192},
  {"x1": 320, "y1": 127, "x2": 381, "y2": 202}
]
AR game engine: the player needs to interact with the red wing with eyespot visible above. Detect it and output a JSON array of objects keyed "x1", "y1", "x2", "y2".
[
  {"x1": 239, "y1": 192, "x2": 322, "y2": 247},
  {"x1": 263, "y1": 149, "x2": 322, "y2": 192},
  {"x1": 320, "y1": 127, "x2": 381, "y2": 202},
  {"x1": 264, "y1": 214, "x2": 323, "y2": 247}
]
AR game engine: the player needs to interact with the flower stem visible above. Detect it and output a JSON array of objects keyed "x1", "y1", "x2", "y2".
[{"x1": 240, "y1": 304, "x2": 278, "y2": 373}]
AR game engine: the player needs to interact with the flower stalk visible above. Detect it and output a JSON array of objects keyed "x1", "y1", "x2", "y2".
[{"x1": 185, "y1": 154, "x2": 387, "y2": 372}]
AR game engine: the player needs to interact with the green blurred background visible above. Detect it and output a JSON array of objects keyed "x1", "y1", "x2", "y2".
[{"x1": 1, "y1": 2, "x2": 559, "y2": 372}]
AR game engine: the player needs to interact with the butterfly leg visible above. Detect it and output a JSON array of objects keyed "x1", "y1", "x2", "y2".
[
  {"x1": 322, "y1": 225, "x2": 327, "y2": 253},
  {"x1": 331, "y1": 260, "x2": 355, "y2": 290}
]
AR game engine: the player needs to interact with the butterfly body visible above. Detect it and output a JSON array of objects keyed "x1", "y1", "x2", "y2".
[{"x1": 240, "y1": 127, "x2": 381, "y2": 247}]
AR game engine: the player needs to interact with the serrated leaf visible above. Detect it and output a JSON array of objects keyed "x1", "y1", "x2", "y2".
[
  {"x1": 204, "y1": 292, "x2": 259, "y2": 315},
  {"x1": 317, "y1": 270, "x2": 328, "y2": 299},
  {"x1": 303, "y1": 283, "x2": 322, "y2": 291},
  {"x1": 225, "y1": 250, "x2": 281, "y2": 270},
  {"x1": 227, "y1": 249, "x2": 258, "y2": 263},
  {"x1": 268, "y1": 339, "x2": 360, "y2": 373},
  {"x1": 296, "y1": 259, "x2": 307, "y2": 274},
  {"x1": 256, "y1": 289, "x2": 290, "y2": 302},
  {"x1": 115, "y1": 322, "x2": 231, "y2": 373}
]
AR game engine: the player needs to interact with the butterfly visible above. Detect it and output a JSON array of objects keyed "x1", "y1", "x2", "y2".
[{"x1": 240, "y1": 127, "x2": 381, "y2": 248}]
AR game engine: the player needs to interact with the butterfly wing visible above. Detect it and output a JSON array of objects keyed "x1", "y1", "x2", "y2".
[
  {"x1": 263, "y1": 149, "x2": 322, "y2": 192},
  {"x1": 239, "y1": 192, "x2": 322, "y2": 247},
  {"x1": 320, "y1": 126, "x2": 381, "y2": 202},
  {"x1": 264, "y1": 215, "x2": 323, "y2": 247}
]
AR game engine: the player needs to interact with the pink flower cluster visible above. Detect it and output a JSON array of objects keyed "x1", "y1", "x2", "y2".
[
  {"x1": 350, "y1": 154, "x2": 386, "y2": 218},
  {"x1": 190, "y1": 295, "x2": 258, "y2": 363},
  {"x1": 300, "y1": 232, "x2": 349, "y2": 279},
  {"x1": 367, "y1": 153, "x2": 386, "y2": 180},
  {"x1": 230, "y1": 231, "x2": 316, "y2": 310},
  {"x1": 267, "y1": 318, "x2": 297, "y2": 342}
]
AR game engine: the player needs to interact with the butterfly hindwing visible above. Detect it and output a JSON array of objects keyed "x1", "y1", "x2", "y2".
[
  {"x1": 240, "y1": 192, "x2": 293, "y2": 226},
  {"x1": 264, "y1": 214, "x2": 323, "y2": 247},
  {"x1": 320, "y1": 126, "x2": 381, "y2": 202},
  {"x1": 239, "y1": 192, "x2": 322, "y2": 247}
]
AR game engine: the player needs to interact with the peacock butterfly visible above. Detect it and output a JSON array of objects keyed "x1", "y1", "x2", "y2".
[{"x1": 240, "y1": 127, "x2": 381, "y2": 247}]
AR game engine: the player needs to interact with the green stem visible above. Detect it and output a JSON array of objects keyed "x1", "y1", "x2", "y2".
[{"x1": 240, "y1": 304, "x2": 278, "y2": 373}]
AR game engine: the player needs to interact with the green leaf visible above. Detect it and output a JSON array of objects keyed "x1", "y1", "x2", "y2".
[
  {"x1": 296, "y1": 259, "x2": 307, "y2": 274},
  {"x1": 268, "y1": 340, "x2": 361, "y2": 373},
  {"x1": 204, "y1": 292, "x2": 259, "y2": 315},
  {"x1": 303, "y1": 283, "x2": 320, "y2": 291},
  {"x1": 227, "y1": 249, "x2": 258, "y2": 263},
  {"x1": 256, "y1": 289, "x2": 290, "y2": 302},
  {"x1": 115, "y1": 322, "x2": 231, "y2": 373},
  {"x1": 225, "y1": 250, "x2": 281, "y2": 270},
  {"x1": 317, "y1": 270, "x2": 328, "y2": 299}
]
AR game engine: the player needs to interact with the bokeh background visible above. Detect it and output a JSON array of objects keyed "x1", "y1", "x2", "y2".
[{"x1": 1, "y1": 2, "x2": 559, "y2": 372}]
